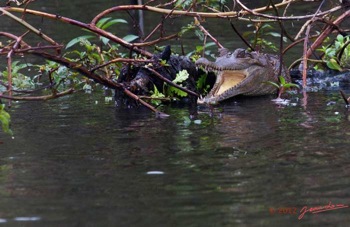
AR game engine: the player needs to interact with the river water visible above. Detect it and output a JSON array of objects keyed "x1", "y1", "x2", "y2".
[{"x1": 1, "y1": 1, "x2": 350, "y2": 226}]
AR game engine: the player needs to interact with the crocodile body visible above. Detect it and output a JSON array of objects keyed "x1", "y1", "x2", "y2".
[{"x1": 196, "y1": 48, "x2": 291, "y2": 104}]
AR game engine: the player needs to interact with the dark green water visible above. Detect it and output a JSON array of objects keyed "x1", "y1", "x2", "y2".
[
  {"x1": 1, "y1": 90, "x2": 350, "y2": 226},
  {"x1": 1, "y1": 1, "x2": 350, "y2": 226}
]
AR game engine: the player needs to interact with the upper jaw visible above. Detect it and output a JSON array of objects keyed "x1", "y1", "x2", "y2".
[{"x1": 196, "y1": 57, "x2": 248, "y2": 72}]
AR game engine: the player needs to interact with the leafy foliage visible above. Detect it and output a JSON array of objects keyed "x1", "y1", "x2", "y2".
[
  {"x1": 172, "y1": 70, "x2": 189, "y2": 84},
  {"x1": 167, "y1": 70, "x2": 189, "y2": 97},
  {"x1": 186, "y1": 42, "x2": 216, "y2": 59},
  {"x1": 196, "y1": 73, "x2": 210, "y2": 94},
  {"x1": 148, "y1": 69, "x2": 193, "y2": 105},
  {"x1": 317, "y1": 35, "x2": 350, "y2": 71},
  {"x1": 66, "y1": 18, "x2": 129, "y2": 48},
  {"x1": 0, "y1": 61, "x2": 34, "y2": 90},
  {"x1": 243, "y1": 23, "x2": 285, "y2": 52},
  {"x1": 266, "y1": 76, "x2": 299, "y2": 98},
  {"x1": 150, "y1": 85, "x2": 166, "y2": 106}
]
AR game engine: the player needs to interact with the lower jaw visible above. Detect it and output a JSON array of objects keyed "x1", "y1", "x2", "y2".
[{"x1": 197, "y1": 96, "x2": 219, "y2": 105}]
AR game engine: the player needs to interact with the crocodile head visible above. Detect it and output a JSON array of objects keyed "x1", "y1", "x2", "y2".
[{"x1": 196, "y1": 48, "x2": 289, "y2": 105}]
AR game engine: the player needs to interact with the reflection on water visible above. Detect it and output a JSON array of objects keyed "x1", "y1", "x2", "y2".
[{"x1": 1, "y1": 90, "x2": 350, "y2": 226}]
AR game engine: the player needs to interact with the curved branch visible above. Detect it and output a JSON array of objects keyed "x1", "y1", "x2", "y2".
[
  {"x1": 0, "y1": 7, "x2": 59, "y2": 46},
  {"x1": 91, "y1": 0, "x2": 303, "y2": 23},
  {"x1": 133, "y1": 34, "x2": 179, "y2": 47},
  {"x1": 235, "y1": 0, "x2": 342, "y2": 21},
  {"x1": 2, "y1": 7, "x2": 153, "y2": 57},
  {"x1": 0, "y1": 31, "x2": 31, "y2": 53}
]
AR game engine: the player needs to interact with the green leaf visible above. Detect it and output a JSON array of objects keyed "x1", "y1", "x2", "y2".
[
  {"x1": 66, "y1": 35, "x2": 95, "y2": 49},
  {"x1": 96, "y1": 17, "x2": 112, "y2": 28},
  {"x1": 159, "y1": 59, "x2": 170, "y2": 67},
  {"x1": 265, "y1": 81, "x2": 280, "y2": 88},
  {"x1": 123, "y1": 34, "x2": 139, "y2": 43},
  {"x1": 279, "y1": 76, "x2": 286, "y2": 85},
  {"x1": 196, "y1": 74, "x2": 207, "y2": 90},
  {"x1": 204, "y1": 42, "x2": 216, "y2": 48},
  {"x1": 169, "y1": 86, "x2": 188, "y2": 97},
  {"x1": 337, "y1": 34, "x2": 344, "y2": 43},
  {"x1": 96, "y1": 17, "x2": 128, "y2": 30},
  {"x1": 195, "y1": 29, "x2": 204, "y2": 41},
  {"x1": 175, "y1": 0, "x2": 192, "y2": 8},
  {"x1": 100, "y1": 37, "x2": 110, "y2": 45},
  {"x1": 327, "y1": 59, "x2": 342, "y2": 71},
  {"x1": 173, "y1": 70, "x2": 189, "y2": 84},
  {"x1": 261, "y1": 24, "x2": 274, "y2": 30},
  {"x1": 325, "y1": 48, "x2": 336, "y2": 57},
  {"x1": 101, "y1": 19, "x2": 127, "y2": 30},
  {"x1": 179, "y1": 23, "x2": 195, "y2": 36},
  {"x1": 266, "y1": 32, "x2": 281, "y2": 37},
  {"x1": 150, "y1": 85, "x2": 165, "y2": 105},
  {"x1": 10, "y1": 61, "x2": 31, "y2": 73},
  {"x1": 283, "y1": 83, "x2": 299, "y2": 89},
  {"x1": 165, "y1": 70, "x2": 189, "y2": 98},
  {"x1": 151, "y1": 85, "x2": 165, "y2": 99}
]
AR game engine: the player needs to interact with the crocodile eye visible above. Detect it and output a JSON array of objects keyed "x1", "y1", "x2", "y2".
[{"x1": 236, "y1": 50, "x2": 246, "y2": 58}]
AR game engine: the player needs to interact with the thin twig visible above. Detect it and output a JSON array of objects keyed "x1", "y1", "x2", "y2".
[
  {"x1": 302, "y1": 25, "x2": 311, "y2": 88},
  {"x1": 301, "y1": 0, "x2": 326, "y2": 89},
  {"x1": 90, "y1": 58, "x2": 153, "y2": 72},
  {"x1": 0, "y1": 7, "x2": 59, "y2": 46},
  {"x1": 146, "y1": 67, "x2": 199, "y2": 97},
  {"x1": 340, "y1": 90, "x2": 350, "y2": 106},
  {"x1": 195, "y1": 17, "x2": 224, "y2": 49},
  {"x1": 5, "y1": 31, "x2": 29, "y2": 106},
  {"x1": 229, "y1": 20, "x2": 254, "y2": 50},
  {"x1": 235, "y1": 0, "x2": 341, "y2": 21}
]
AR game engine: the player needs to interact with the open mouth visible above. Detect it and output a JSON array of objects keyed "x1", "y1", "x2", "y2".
[
  {"x1": 198, "y1": 68, "x2": 247, "y2": 104},
  {"x1": 211, "y1": 70, "x2": 247, "y2": 96}
]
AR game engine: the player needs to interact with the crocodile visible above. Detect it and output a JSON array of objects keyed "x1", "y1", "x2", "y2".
[{"x1": 196, "y1": 48, "x2": 291, "y2": 104}]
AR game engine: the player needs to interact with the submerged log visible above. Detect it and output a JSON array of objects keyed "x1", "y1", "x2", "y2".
[{"x1": 115, "y1": 46, "x2": 199, "y2": 108}]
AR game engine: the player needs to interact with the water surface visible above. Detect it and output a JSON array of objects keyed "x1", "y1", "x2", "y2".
[{"x1": 1, "y1": 90, "x2": 350, "y2": 226}]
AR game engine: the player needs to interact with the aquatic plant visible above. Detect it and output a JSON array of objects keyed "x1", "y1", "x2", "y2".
[{"x1": 266, "y1": 76, "x2": 299, "y2": 99}]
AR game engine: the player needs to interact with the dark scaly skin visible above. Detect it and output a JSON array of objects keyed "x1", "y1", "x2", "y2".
[{"x1": 196, "y1": 48, "x2": 291, "y2": 104}]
